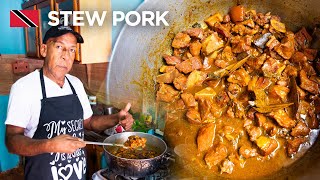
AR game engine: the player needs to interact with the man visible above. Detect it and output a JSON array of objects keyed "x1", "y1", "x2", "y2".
[{"x1": 5, "y1": 25, "x2": 134, "y2": 180}]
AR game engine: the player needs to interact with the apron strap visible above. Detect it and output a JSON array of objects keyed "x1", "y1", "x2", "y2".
[
  {"x1": 66, "y1": 76, "x2": 77, "y2": 95},
  {"x1": 39, "y1": 68, "x2": 47, "y2": 99},
  {"x1": 39, "y1": 69, "x2": 77, "y2": 99}
]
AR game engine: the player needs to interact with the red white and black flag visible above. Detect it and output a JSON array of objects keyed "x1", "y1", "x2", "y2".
[{"x1": 10, "y1": 10, "x2": 39, "y2": 27}]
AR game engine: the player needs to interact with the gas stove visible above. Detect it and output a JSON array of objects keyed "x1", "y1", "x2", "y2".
[
  {"x1": 92, "y1": 152, "x2": 174, "y2": 180},
  {"x1": 92, "y1": 166, "x2": 171, "y2": 180}
]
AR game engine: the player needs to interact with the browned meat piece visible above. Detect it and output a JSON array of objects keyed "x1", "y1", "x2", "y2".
[
  {"x1": 186, "y1": 70, "x2": 207, "y2": 89},
  {"x1": 296, "y1": 97, "x2": 319, "y2": 129},
  {"x1": 156, "y1": 69, "x2": 181, "y2": 84},
  {"x1": 255, "y1": 113, "x2": 267, "y2": 127},
  {"x1": 290, "y1": 121, "x2": 310, "y2": 137},
  {"x1": 215, "y1": 22, "x2": 231, "y2": 38},
  {"x1": 274, "y1": 32, "x2": 295, "y2": 59},
  {"x1": 255, "y1": 12, "x2": 271, "y2": 26},
  {"x1": 232, "y1": 24, "x2": 251, "y2": 36},
  {"x1": 223, "y1": 14, "x2": 230, "y2": 23},
  {"x1": 287, "y1": 137, "x2": 307, "y2": 156},
  {"x1": 269, "y1": 85, "x2": 290, "y2": 102},
  {"x1": 189, "y1": 40, "x2": 202, "y2": 56},
  {"x1": 159, "y1": 65, "x2": 176, "y2": 73},
  {"x1": 246, "y1": 126, "x2": 262, "y2": 141},
  {"x1": 181, "y1": 93, "x2": 197, "y2": 107},
  {"x1": 221, "y1": 46, "x2": 235, "y2": 61},
  {"x1": 242, "y1": 19, "x2": 255, "y2": 28},
  {"x1": 247, "y1": 108, "x2": 256, "y2": 120},
  {"x1": 302, "y1": 62, "x2": 317, "y2": 76},
  {"x1": 216, "y1": 91, "x2": 230, "y2": 107},
  {"x1": 243, "y1": 119, "x2": 253, "y2": 127},
  {"x1": 173, "y1": 74, "x2": 187, "y2": 90},
  {"x1": 227, "y1": 68, "x2": 250, "y2": 86},
  {"x1": 295, "y1": 27, "x2": 312, "y2": 49},
  {"x1": 220, "y1": 159, "x2": 235, "y2": 174},
  {"x1": 198, "y1": 98, "x2": 215, "y2": 122},
  {"x1": 220, "y1": 126, "x2": 234, "y2": 136},
  {"x1": 248, "y1": 76, "x2": 272, "y2": 91},
  {"x1": 156, "y1": 83, "x2": 179, "y2": 103},
  {"x1": 239, "y1": 145, "x2": 258, "y2": 159},
  {"x1": 186, "y1": 108, "x2": 202, "y2": 124},
  {"x1": 261, "y1": 57, "x2": 285, "y2": 78},
  {"x1": 175, "y1": 57, "x2": 202, "y2": 74},
  {"x1": 307, "y1": 109, "x2": 319, "y2": 129},
  {"x1": 297, "y1": 86, "x2": 307, "y2": 100},
  {"x1": 173, "y1": 47, "x2": 188, "y2": 57},
  {"x1": 205, "y1": 13, "x2": 223, "y2": 27},
  {"x1": 227, "y1": 107, "x2": 235, "y2": 118},
  {"x1": 290, "y1": 51, "x2": 307, "y2": 65},
  {"x1": 185, "y1": 28, "x2": 204, "y2": 39},
  {"x1": 204, "y1": 144, "x2": 228, "y2": 168},
  {"x1": 202, "y1": 32, "x2": 225, "y2": 55},
  {"x1": 203, "y1": 57, "x2": 214, "y2": 69},
  {"x1": 172, "y1": 99, "x2": 185, "y2": 110},
  {"x1": 227, "y1": 83, "x2": 242, "y2": 99},
  {"x1": 255, "y1": 113, "x2": 277, "y2": 135},
  {"x1": 246, "y1": 54, "x2": 267, "y2": 72},
  {"x1": 303, "y1": 48, "x2": 317, "y2": 61},
  {"x1": 172, "y1": 32, "x2": 191, "y2": 49},
  {"x1": 231, "y1": 35, "x2": 252, "y2": 53},
  {"x1": 276, "y1": 79, "x2": 288, "y2": 86},
  {"x1": 215, "y1": 59, "x2": 228, "y2": 68},
  {"x1": 299, "y1": 70, "x2": 319, "y2": 94},
  {"x1": 265, "y1": 35, "x2": 280, "y2": 50},
  {"x1": 163, "y1": 54, "x2": 182, "y2": 65},
  {"x1": 263, "y1": 121, "x2": 278, "y2": 136},
  {"x1": 269, "y1": 109, "x2": 296, "y2": 129},
  {"x1": 197, "y1": 123, "x2": 216, "y2": 152},
  {"x1": 282, "y1": 65, "x2": 298, "y2": 77},
  {"x1": 233, "y1": 100, "x2": 246, "y2": 118},
  {"x1": 255, "y1": 136, "x2": 278, "y2": 156},
  {"x1": 270, "y1": 19, "x2": 286, "y2": 33},
  {"x1": 210, "y1": 103, "x2": 224, "y2": 119}
]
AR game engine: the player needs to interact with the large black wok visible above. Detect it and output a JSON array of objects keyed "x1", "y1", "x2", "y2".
[{"x1": 106, "y1": 0, "x2": 320, "y2": 179}]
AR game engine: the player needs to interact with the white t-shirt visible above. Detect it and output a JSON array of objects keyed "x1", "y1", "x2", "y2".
[{"x1": 5, "y1": 70, "x2": 93, "y2": 138}]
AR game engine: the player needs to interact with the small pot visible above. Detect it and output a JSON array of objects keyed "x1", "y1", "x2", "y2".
[{"x1": 103, "y1": 132, "x2": 168, "y2": 178}]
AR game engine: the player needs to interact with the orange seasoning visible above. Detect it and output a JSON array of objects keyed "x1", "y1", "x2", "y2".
[{"x1": 230, "y1": 5, "x2": 245, "y2": 22}]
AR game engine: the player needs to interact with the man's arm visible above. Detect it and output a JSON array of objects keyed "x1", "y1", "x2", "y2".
[
  {"x1": 84, "y1": 103, "x2": 134, "y2": 133},
  {"x1": 6, "y1": 125, "x2": 85, "y2": 156}
]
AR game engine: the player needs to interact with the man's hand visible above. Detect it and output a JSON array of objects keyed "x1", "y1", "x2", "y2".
[
  {"x1": 118, "y1": 103, "x2": 134, "y2": 130},
  {"x1": 48, "y1": 134, "x2": 86, "y2": 154},
  {"x1": 6, "y1": 125, "x2": 85, "y2": 156}
]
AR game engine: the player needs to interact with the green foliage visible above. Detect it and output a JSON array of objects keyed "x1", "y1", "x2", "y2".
[{"x1": 131, "y1": 112, "x2": 153, "y2": 133}]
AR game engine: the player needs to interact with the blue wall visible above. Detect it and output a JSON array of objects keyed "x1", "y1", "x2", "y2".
[{"x1": 0, "y1": 1, "x2": 26, "y2": 54}]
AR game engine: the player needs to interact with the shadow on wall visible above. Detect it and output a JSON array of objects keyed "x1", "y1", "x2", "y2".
[
  {"x1": 111, "y1": 0, "x2": 144, "y2": 46},
  {"x1": 0, "y1": 95, "x2": 19, "y2": 172}
]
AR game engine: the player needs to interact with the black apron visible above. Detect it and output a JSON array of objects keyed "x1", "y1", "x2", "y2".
[{"x1": 25, "y1": 69, "x2": 86, "y2": 180}]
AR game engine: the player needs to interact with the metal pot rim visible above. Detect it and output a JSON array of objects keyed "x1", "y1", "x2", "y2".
[{"x1": 103, "y1": 132, "x2": 168, "y2": 160}]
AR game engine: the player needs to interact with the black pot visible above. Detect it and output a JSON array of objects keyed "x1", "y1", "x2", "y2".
[{"x1": 103, "y1": 132, "x2": 168, "y2": 178}]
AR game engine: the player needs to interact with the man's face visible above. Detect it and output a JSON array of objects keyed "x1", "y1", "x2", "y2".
[{"x1": 40, "y1": 33, "x2": 77, "y2": 80}]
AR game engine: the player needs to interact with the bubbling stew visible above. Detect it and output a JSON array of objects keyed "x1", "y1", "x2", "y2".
[{"x1": 156, "y1": 5, "x2": 320, "y2": 176}]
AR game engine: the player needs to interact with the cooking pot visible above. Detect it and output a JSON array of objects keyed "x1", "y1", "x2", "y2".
[
  {"x1": 103, "y1": 132, "x2": 168, "y2": 178},
  {"x1": 106, "y1": 0, "x2": 320, "y2": 179}
]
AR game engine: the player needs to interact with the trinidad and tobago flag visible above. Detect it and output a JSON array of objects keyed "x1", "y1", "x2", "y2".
[{"x1": 10, "y1": 10, "x2": 39, "y2": 27}]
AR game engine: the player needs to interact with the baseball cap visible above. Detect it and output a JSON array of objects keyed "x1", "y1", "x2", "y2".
[{"x1": 43, "y1": 24, "x2": 84, "y2": 44}]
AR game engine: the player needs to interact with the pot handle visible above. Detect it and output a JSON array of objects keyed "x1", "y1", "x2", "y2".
[{"x1": 161, "y1": 151, "x2": 175, "y2": 165}]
